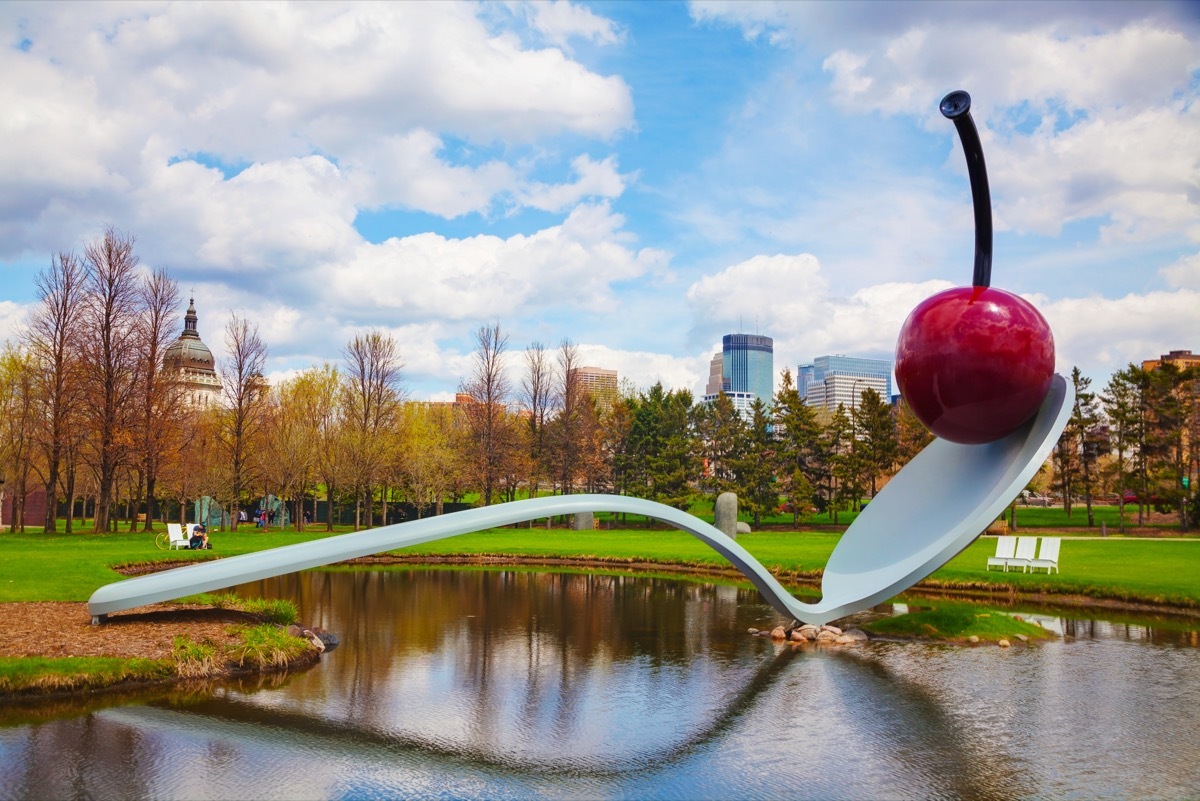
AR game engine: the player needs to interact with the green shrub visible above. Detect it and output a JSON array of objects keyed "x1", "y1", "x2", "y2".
[
  {"x1": 225, "y1": 625, "x2": 309, "y2": 669},
  {"x1": 172, "y1": 636, "x2": 218, "y2": 678},
  {"x1": 239, "y1": 597, "x2": 299, "y2": 625}
]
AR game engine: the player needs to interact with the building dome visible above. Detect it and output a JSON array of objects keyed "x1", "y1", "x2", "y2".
[
  {"x1": 163, "y1": 297, "x2": 221, "y2": 407},
  {"x1": 163, "y1": 298, "x2": 215, "y2": 372},
  {"x1": 163, "y1": 336, "x2": 215, "y2": 372}
]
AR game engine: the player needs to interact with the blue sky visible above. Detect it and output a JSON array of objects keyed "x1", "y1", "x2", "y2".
[{"x1": 2, "y1": 1, "x2": 1198, "y2": 400}]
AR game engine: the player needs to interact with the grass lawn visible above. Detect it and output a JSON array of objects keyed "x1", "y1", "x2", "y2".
[{"x1": 3, "y1": 520, "x2": 1200, "y2": 610}]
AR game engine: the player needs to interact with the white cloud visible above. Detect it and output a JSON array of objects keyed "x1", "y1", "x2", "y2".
[
  {"x1": 1160, "y1": 252, "x2": 1200, "y2": 289},
  {"x1": 526, "y1": 0, "x2": 624, "y2": 49},
  {"x1": 1044, "y1": 289, "x2": 1200, "y2": 380},
  {"x1": 573, "y1": 342, "x2": 704, "y2": 395},
  {"x1": 519, "y1": 155, "x2": 629, "y2": 212},
  {"x1": 821, "y1": 23, "x2": 1200, "y2": 244},
  {"x1": 324, "y1": 202, "x2": 667, "y2": 323},
  {"x1": 0, "y1": 301, "x2": 28, "y2": 348},
  {"x1": 349, "y1": 130, "x2": 520, "y2": 218},
  {"x1": 0, "y1": 2, "x2": 634, "y2": 260}
]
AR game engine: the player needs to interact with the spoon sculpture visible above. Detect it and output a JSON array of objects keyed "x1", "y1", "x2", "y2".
[{"x1": 89, "y1": 91, "x2": 1071, "y2": 627}]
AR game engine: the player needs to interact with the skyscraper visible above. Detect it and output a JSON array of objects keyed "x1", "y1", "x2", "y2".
[
  {"x1": 705, "y1": 352, "x2": 725, "y2": 397},
  {"x1": 703, "y1": 333, "x2": 774, "y2": 420},
  {"x1": 723, "y1": 334, "x2": 774, "y2": 402},
  {"x1": 573, "y1": 366, "x2": 619, "y2": 414},
  {"x1": 799, "y1": 354, "x2": 892, "y2": 412}
]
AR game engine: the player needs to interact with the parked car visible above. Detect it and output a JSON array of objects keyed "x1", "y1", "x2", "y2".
[
  {"x1": 1122, "y1": 490, "x2": 1167, "y2": 506},
  {"x1": 1020, "y1": 491, "x2": 1052, "y2": 507}
]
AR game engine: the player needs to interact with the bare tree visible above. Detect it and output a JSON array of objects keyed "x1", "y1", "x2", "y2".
[
  {"x1": 341, "y1": 330, "x2": 404, "y2": 529},
  {"x1": 460, "y1": 323, "x2": 515, "y2": 506},
  {"x1": 130, "y1": 269, "x2": 182, "y2": 531},
  {"x1": 218, "y1": 313, "x2": 268, "y2": 530},
  {"x1": 80, "y1": 227, "x2": 143, "y2": 534},
  {"x1": 520, "y1": 341, "x2": 551, "y2": 498},
  {"x1": 547, "y1": 338, "x2": 585, "y2": 494},
  {"x1": 25, "y1": 251, "x2": 87, "y2": 532}
]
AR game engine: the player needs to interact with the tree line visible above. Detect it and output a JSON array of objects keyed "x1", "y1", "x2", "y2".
[{"x1": 1, "y1": 231, "x2": 1196, "y2": 533}]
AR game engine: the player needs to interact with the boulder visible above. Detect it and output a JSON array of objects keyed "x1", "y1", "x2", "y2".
[
  {"x1": 998, "y1": 639, "x2": 1011, "y2": 648},
  {"x1": 797, "y1": 624, "x2": 820, "y2": 639},
  {"x1": 715, "y1": 493, "x2": 738, "y2": 538},
  {"x1": 747, "y1": 628, "x2": 760, "y2": 635},
  {"x1": 816, "y1": 629, "x2": 839, "y2": 642},
  {"x1": 968, "y1": 635, "x2": 980, "y2": 644},
  {"x1": 821, "y1": 624, "x2": 843, "y2": 636},
  {"x1": 572, "y1": 512, "x2": 595, "y2": 531},
  {"x1": 311, "y1": 627, "x2": 340, "y2": 651},
  {"x1": 770, "y1": 626, "x2": 787, "y2": 640},
  {"x1": 302, "y1": 629, "x2": 326, "y2": 653},
  {"x1": 840, "y1": 629, "x2": 868, "y2": 642},
  {"x1": 736, "y1": 522, "x2": 752, "y2": 535}
]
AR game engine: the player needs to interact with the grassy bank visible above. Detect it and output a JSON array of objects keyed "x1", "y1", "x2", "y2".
[
  {"x1": 861, "y1": 602, "x2": 1057, "y2": 642},
  {"x1": 0, "y1": 589, "x2": 309, "y2": 700},
  {"x1": 3, "y1": 523, "x2": 1199, "y2": 611}
]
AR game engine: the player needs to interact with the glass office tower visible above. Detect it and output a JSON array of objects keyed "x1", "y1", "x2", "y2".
[
  {"x1": 799, "y1": 354, "x2": 892, "y2": 411},
  {"x1": 722, "y1": 334, "x2": 774, "y2": 408}
]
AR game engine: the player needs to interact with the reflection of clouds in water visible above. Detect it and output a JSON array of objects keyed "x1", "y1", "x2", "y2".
[
  {"x1": 236, "y1": 569, "x2": 792, "y2": 771},
  {"x1": 8, "y1": 572, "x2": 1200, "y2": 800}
]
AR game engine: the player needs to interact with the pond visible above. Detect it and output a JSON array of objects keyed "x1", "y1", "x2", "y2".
[{"x1": 3, "y1": 568, "x2": 1200, "y2": 800}]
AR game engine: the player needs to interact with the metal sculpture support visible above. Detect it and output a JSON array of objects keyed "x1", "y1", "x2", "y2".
[{"x1": 89, "y1": 375, "x2": 1071, "y2": 627}]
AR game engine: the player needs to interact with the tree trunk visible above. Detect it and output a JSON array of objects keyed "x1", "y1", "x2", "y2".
[
  {"x1": 143, "y1": 475, "x2": 157, "y2": 532},
  {"x1": 42, "y1": 446, "x2": 61, "y2": 533},
  {"x1": 64, "y1": 465, "x2": 76, "y2": 534}
]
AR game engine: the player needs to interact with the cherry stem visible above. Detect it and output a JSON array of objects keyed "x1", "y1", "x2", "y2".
[{"x1": 940, "y1": 90, "x2": 992, "y2": 288}]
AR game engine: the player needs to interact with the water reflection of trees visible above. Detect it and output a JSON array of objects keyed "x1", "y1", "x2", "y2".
[{"x1": 235, "y1": 569, "x2": 784, "y2": 766}]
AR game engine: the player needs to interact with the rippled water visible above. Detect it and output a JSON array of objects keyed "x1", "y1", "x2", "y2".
[{"x1": 3, "y1": 569, "x2": 1200, "y2": 800}]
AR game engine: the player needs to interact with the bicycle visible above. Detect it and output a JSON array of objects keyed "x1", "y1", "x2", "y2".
[{"x1": 154, "y1": 531, "x2": 171, "y2": 550}]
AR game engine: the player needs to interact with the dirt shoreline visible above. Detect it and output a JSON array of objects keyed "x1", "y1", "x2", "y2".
[{"x1": 0, "y1": 602, "x2": 321, "y2": 705}]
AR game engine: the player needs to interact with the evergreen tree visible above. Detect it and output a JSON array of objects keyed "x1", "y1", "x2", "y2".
[
  {"x1": 628, "y1": 383, "x2": 699, "y2": 510},
  {"x1": 1102, "y1": 366, "x2": 1141, "y2": 532},
  {"x1": 733, "y1": 398, "x2": 777, "y2": 526},
  {"x1": 824, "y1": 403, "x2": 855, "y2": 523},
  {"x1": 852, "y1": 387, "x2": 898, "y2": 498},
  {"x1": 772, "y1": 368, "x2": 821, "y2": 525},
  {"x1": 695, "y1": 391, "x2": 747, "y2": 495}
]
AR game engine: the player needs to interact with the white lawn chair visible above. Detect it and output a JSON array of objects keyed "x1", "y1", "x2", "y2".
[
  {"x1": 1029, "y1": 537, "x2": 1061, "y2": 574},
  {"x1": 986, "y1": 537, "x2": 1017, "y2": 571},
  {"x1": 166, "y1": 523, "x2": 191, "y2": 550},
  {"x1": 1006, "y1": 536, "x2": 1039, "y2": 573}
]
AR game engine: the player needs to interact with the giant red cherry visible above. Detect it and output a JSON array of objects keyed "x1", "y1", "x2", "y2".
[
  {"x1": 894, "y1": 91, "x2": 1056, "y2": 444},
  {"x1": 896, "y1": 286, "x2": 1054, "y2": 444}
]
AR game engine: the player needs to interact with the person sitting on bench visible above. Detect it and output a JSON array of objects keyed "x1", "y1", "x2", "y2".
[{"x1": 189, "y1": 522, "x2": 211, "y2": 550}]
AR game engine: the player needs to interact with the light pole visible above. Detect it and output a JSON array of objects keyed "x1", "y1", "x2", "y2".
[{"x1": 851, "y1": 378, "x2": 867, "y2": 412}]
